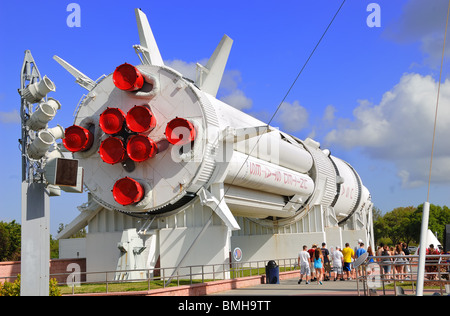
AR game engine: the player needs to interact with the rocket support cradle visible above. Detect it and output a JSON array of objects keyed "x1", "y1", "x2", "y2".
[{"x1": 56, "y1": 9, "x2": 374, "y2": 272}]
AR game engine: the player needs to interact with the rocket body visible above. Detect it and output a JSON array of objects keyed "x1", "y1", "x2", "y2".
[{"x1": 66, "y1": 62, "x2": 370, "y2": 228}]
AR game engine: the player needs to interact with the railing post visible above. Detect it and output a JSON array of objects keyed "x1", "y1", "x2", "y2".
[
  {"x1": 105, "y1": 272, "x2": 108, "y2": 293},
  {"x1": 71, "y1": 274, "x2": 75, "y2": 295},
  {"x1": 162, "y1": 268, "x2": 166, "y2": 288},
  {"x1": 438, "y1": 257, "x2": 443, "y2": 295}
]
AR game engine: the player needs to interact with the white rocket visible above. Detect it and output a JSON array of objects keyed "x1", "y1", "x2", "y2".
[{"x1": 55, "y1": 9, "x2": 373, "y2": 243}]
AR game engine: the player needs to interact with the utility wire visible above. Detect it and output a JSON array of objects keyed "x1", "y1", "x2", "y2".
[
  {"x1": 426, "y1": 0, "x2": 450, "y2": 202},
  {"x1": 266, "y1": 0, "x2": 346, "y2": 126},
  {"x1": 220, "y1": 0, "x2": 347, "y2": 214}
]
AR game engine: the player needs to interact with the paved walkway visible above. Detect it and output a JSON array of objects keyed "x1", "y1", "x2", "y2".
[{"x1": 209, "y1": 277, "x2": 363, "y2": 296}]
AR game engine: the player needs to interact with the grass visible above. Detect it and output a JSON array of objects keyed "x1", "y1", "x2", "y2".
[{"x1": 59, "y1": 278, "x2": 209, "y2": 295}]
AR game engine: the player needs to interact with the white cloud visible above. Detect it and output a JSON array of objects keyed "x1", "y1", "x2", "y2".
[
  {"x1": 325, "y1": 73, "x2": 450, "y2": 188},
  {"x1": 220, "y1": 89, "x2": 253, "y2": 111},
  {"x1": 323, "y1": 104, "x2": 336, "y2": 123},
  {"x1": 274, "y1": 100, "x2": 309, "y2": 133},
  {"x1": 165, "y1": 59, "x2": 254, "y2": 111},
  {"x1": 0, "y1": 109, "x2": 20, "y2": 124},
  {"x1": 164, "y1": 59, "x2": 206, "y2": 81},
  {"x1": 217, "y1": 70, "x2": 253, "y2": 111}
]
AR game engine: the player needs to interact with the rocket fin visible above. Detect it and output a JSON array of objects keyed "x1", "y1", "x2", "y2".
[
  {"x1": 196, "y1": 35, "x2": 233, "y2": 97},
  {"x1": 135, "y1": 8, "x2": 164, "y2": 66},
  {"x1": 53, "y1": 55, "x2": 96, "y2": 91}
]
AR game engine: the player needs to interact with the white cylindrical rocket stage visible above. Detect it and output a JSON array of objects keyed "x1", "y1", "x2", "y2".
[{"x1": 63, "y1": 61, "x2": 371, "y2": 229}]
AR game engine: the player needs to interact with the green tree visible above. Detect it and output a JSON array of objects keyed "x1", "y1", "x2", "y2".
[
  {"x1": 382, "y1": 206, "x2": 416, "y2": 245},
  {"x1": 374, "y1": 203, "x2": 450, "y2": 247},
  {"x1": 372, "y1": 206, "x2": 386, "y2": 244},
  {"x1": 413, "y1": 204, "x2": 450, "y2": 244},
  {"x1": 0, "y1": 221, "x2": 21, "y2": 261}
]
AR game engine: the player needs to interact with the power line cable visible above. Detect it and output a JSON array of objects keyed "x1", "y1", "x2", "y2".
[
  {"x1": 427, "y1": 0, "x2": 450, "y2": 202},
  {"x1": 220, "y1": 0, "x2": 347, "y2": 216}
]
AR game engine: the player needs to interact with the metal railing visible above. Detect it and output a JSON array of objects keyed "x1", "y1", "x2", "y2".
[
  {"x1": 355, "y1": 254, "x2": 450, "y2": 296},
  {"x1": 49, "y1": 258, "x2": 298, "y2": 295}
]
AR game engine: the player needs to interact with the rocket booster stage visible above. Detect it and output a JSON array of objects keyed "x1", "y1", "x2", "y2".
[{"x1": 57, "y1": 9, "x2": 372, "y2": 231}]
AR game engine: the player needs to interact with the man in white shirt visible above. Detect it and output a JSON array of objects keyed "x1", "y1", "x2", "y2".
[
  {"x1": 331, "y1": 246, "x2": 344, "y2": 281},
  {"x1": 298, "y1": 245, "x2": 311, "y2": 284}
]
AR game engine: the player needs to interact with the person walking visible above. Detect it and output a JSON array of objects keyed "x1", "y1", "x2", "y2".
[
  {"x1": 355, "y1": 242, "x2": 366, "y2": 278},
  {"x1": 402, "y1": 242, "x2": 411, "y2": 276},
  {"x1": 394, "y1": 243, "x2": 406, "y2": 280},
  {"x1": 308, "y1": 244, "x2": 317, "y2": 281},
  {"x1": 298, "y1": 245, "x2": 311, "y2": 284},
  {"x1": 314, "y1": 247, "x2": 324, "y2": 285},
  {"x1": 366, "y1": 246, "x2": 376, "y2": 277},
  {"x1": 380, "y1": 244, "x2": 392, "y2": 280},
  {"x1": 426, "y1": 244, "x2": 440, "y2": 280},
  {"x1": 321, "y1": 242, "x2": 331, "y2": 281},
  {"x1": 342, "y1": 243, "x2": 355, "y2": 280},
  {"x1": 331, "y1": 245, "x2": 344, "y2": 281}
]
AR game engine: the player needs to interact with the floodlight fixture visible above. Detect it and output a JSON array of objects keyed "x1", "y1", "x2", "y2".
[{"x1": 22, "y1": 75, "x2": 55, "y2": 103}]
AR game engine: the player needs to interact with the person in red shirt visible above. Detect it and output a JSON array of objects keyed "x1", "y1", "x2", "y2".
[{"x1": 308, "y1": 244, "x2": 317, "y2": 281}]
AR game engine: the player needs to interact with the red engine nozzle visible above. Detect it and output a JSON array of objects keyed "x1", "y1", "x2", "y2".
[
  {"x1": 63, "y1": 125, "x2": 94, "y2": 152},
  {"x1": 99, "y1": 137, "x2": 127, "y2": 164},
  {"x1": 126, "y1": 105, "x2": 157, "y2": 133},
  {"x1": 126, "y1": 135, "x2": 157, "y2": 162},
  {"x1": 165, "y1": 118, "x2": 196, "y2": 145},
  {"x1": 113, "y1": 177, "x2": 144, "y2": 206},
  {"x1": 113, "y1": 63, "x2": 144, "y2": 91},
  {"x1": 99, "y1": 107, "x2": 126, "y2": 134}
]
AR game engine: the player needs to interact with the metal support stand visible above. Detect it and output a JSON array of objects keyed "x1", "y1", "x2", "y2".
[
  {"x1": 19, "y1": 50, "x2": 50, "y2": 296},
  {"x1": 416, "y1": 201, "x2": 430, "y2": 296},
  {"x1": 20, "y1": 182, "x2": 50, "y2": 296},
  {"x1": 164, "y1": 214, "x2": 213, "y2": 287}
]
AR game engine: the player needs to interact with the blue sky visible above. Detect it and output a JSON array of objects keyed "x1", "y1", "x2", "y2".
[{"x1": 1, "y1": 0, "x2": 450, "y2": 235}]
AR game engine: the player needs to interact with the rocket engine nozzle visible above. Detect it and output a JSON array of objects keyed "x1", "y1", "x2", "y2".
[
  {"x1": 113, "y1": 177, "x2": 144, "y2": 206},
  {"x1": 99, "y1": 107, "x2": 126, "y2": 135},
  {"x1": 113, "y1": 63, "x2": 144, "y2": 91},
  {"x1": 126, "y1": 134, "x2": 157, "y2": 162},
  {"x1": 126, "y1": 105, "x2": 156, "y2": 133},
  {"x1": 63, "y1": 125, "x2": 94, "y2": 152},
  {"x1": 165, "y1": 118, "x2": 196, "y2": 145},
  {"x1": 99, "y1": 137, "x2": 127, "y2": 164}
]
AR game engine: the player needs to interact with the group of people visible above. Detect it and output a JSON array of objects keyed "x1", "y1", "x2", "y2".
[
  {"x1": 297, "y1": 240, "x2": 394, "y2": 285},
  {"x1": 375, "y1": 242, "x2": 411, "y2": 280},
  {"x1": 297, "y1": 241, "x2": 365, "y2": 285},
  {"x1": 298, "y1": 240, "x2": 447, "y2": 284}
]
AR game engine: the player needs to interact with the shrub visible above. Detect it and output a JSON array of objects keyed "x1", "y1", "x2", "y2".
[{"x1": 0, "y1": 275, "x2": 61, "y2": 296}]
